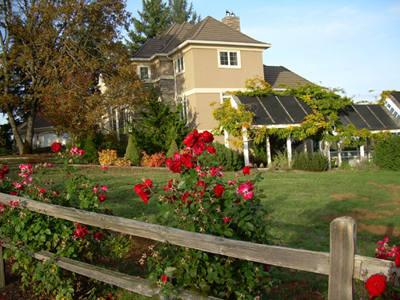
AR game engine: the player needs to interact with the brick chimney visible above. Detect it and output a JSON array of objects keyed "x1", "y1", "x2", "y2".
[{"x1": 222, "y1": 12, "x2": 240, "y2": 31}]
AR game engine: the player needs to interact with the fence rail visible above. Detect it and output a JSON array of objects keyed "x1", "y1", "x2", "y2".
[{"x1": 0, "y1": 193, "x2": 395, "y2": 300}]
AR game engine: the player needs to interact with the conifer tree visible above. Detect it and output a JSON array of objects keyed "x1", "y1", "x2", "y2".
[
  {"x1": 166, "y1": 139, "x2": 179, "y2": 158},
  {"x1": 127, "y1": 0, "x2": 170, "y2": 53},
  {"x1": 168, "y1": 0, "x2": 201, "y2": 24},
  {"x1": 127, "y1": 0, "x2": 201, "y2": 53},
  {"x1": 129, "y1": 89, "x2": 190, "y2": 155},
  {"x1": 125, "y1": 135, "x2": 141, "y2": 166}
]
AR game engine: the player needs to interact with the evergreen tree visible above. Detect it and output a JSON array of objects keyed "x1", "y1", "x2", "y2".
[
  {"x1": 83, "y1": 136, "x2": 99, "y2": 164},
  {"x1": 166, "y1": 139, "x2": 179, "y2": 158},
  {"x1": 127, "y1": 0, "x2": 170, "y2": 53},
  {"x1": 129, "y1": 89, "x2": 190, "y2": 155},
  {"x1": 125, "y1": 135, "x2": 141, "y2": 166},
  {"x1": 127, "y1": 0, "x2": 201, "y2": 53},
  {"x1": 168, "y1": 0, "x2": 201, "y2": 24}
]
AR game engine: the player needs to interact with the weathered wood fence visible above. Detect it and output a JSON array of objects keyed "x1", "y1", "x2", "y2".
[{"x1": 0, "y1": 193, "x2": 395, "y2": 300}]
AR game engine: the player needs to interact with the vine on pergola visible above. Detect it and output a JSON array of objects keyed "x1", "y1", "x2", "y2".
[{"x1": 211, "y1": 78, "x2": 392, "y2": 148}]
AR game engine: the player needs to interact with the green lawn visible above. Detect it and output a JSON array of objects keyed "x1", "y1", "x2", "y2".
[{"x1": 2, "y1": 163, "x2": 400, "y2": 299}]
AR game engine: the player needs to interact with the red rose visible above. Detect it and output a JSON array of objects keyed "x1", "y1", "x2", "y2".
[
  {"x1": 243, "y1": 166, "x2": 251, "y2": 175},
  {"x1": 365, "y1": 274, "x2": 387, "y2": 297},
  {"x1": 166, "y1": 158, "x2": 182, "y2": 173},
  {"x1": 93, "y1": 232, "x2": 103, "y2": 240},
  {"x1": 39, "y1": 188, "x2": 45, "y2": 194},
  {"x1": 73, "y1": 223, "x2": 89, "y2": 238},
  {"x1": 98, "y1": 194, "x2": 107, "y2": 202},
  {"x1": 161, "y1": 275, "x2": 167, "y2": 282},
  {"x1": 9, "y1": 191, "x2": 18, "y2": 196},
  {"x1": 395, "y1": 255, "x2": 400, "y2": 268},
  {"x1": 206, "y1": 146, "x2": 216, "y2": 154},
  {"x1": 51, "y1": 142, "x2": 62, "y2": 153},
  {"x1": 201, "y1": 131, "x2": 214, "y2": 143},
  {"x1": 214, "y1": 184, "x2": 225, "y2": 198}
]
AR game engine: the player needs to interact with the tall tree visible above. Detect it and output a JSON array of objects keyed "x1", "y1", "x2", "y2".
[
  {"x1": 126, "y1": 0, "x2": 201, "y2": 53},
  {"x1": 127, "y1": 0, "x2": 170, "y2": 53},
  {"x1": 0, "y1": 0, "x2": 142, "y2": 153},
  {"x1": 168, "y1": 0, "x2": 201, "y2": 24}
]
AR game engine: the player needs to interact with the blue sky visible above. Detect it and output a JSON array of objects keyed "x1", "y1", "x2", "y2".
[{"x1": 1, "y1": 0, "x2": 399, "y2": 125}]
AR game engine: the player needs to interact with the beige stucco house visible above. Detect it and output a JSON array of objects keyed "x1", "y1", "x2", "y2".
[{"x1": 131, "y1": 15, "x2": 272, "y2": 143}]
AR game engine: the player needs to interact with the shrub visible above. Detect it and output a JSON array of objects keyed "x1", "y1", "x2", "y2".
[
  {"x1": 268, "y1": 151, "x2": 290, "y2": 170},
  {"x1": 83, "y1": 137, "x2": 99, "y2": 164},
  {"x1": 374, "y1": 135, "x2": 400, "y2": 171},
  {"x1": 199, "y1": 141, "x2": 243, "y2": 171},
  {"x1": 141, "y1": 152, "x2": 166, "y2": 167},
  {"x1": 125, "y1": 135, "x2": 141, "y2": 166},
  {"x1": 134, "y1": 130, "x2": 274, "y2": 299},
  {"x1": 114, "y1": 157, "x2": 132, "y2": 166},
  {"x1": 292, "y1": 151, "x2": 329, "y2": 172},
  {"x1": 98, "y1": 149, "x2": 117, "y2": 166},
  {"x1": 166, "y1": 140, "x2": 179, "y2": 159}
]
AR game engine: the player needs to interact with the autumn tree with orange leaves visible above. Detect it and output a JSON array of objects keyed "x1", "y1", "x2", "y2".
[{"x1": 0, "y1": 0, "x2": 144, "y2": 153}]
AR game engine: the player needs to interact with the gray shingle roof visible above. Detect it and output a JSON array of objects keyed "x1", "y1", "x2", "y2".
[
  {"x1": 132, "y1": 16, "x2": 269, "y2": 59},
  {"x1": 263, "y1": 65, "x2": 312, "y2": 89},
  {"x1": 388, "y1": 91, "x2": 400, "y2": 107}
]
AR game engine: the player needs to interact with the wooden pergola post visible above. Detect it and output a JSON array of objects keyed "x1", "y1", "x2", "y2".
[
  {"x1": 243, "y1": 127, "x2": 249, "y2": 166},
  {"x1": 266, "y1": 134, "x2": 271, "y2": 165},
  {"x1": 337, "y1": 142, "x2": 342, "y2": 167},
  {"x1": 286, "y1": 135, "x2": 292, "y2": 167}
]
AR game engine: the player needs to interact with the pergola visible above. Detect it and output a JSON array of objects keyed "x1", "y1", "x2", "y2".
[{"x1": 231, "y1": 95, "x2": 400, "y2": 167}]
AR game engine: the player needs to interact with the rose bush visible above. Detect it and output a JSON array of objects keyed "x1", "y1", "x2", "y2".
[
  {"x1": 0, "y1": 143, "x2": 130, "y2": 300},
  {"x1": 363, "y1": 236, "x2": 400, "y2": 300},
  {"x1": 134, "y1": 130, "x2": 275, "y2": 299}
]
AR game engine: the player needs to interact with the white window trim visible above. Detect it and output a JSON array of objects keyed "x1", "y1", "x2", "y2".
[
  {"x1": 138, "y1": 65, "x2": 151, "y2": 81},
  {"x1": 176, "y1": 55, "x2": 185, "y2": 74},
  {"x1": 217, "y1": 49, "x2": 241, "y2": 68}
]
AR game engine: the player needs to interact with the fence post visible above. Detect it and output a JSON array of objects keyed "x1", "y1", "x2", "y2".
[
  {"x1": 328, "y1": 217, "x2": 357, "y2": 300},
  {"x1": 0, "y1": 245, "x2": 5, "y2": 288}
]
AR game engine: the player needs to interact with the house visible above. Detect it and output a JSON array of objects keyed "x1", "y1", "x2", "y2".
[
  {"x1": 130, "y1": 14, "x2": 312, "y2": 146},
  {"x1": 17, "y1": 116, "x2": 69, "y2": 149}
]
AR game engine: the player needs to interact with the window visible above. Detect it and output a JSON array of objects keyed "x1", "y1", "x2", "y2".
[
  {"x1": 176, "y1": 55, "x2": 184, "y2": 73},
  {"x1": 178, "y1": 95, "x2": 188, "y2": 122},
  {"x1": 139, "y1": 66, "x2": 149, "y2": 79},
  {"x1": 219, "y1": 50, "x2": 240, "y2": 67}
]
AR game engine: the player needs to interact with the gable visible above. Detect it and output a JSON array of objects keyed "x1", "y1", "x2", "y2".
[{"x1": 263, "y1": 65, "x2": 312, "y2": 89}]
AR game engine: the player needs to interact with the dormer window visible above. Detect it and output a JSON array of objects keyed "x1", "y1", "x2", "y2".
[
  {"x1": 139, "y1": 66, "x2": 149, "y2": 80},
  {"x1": 218, "y1": 50, "x2": 240, "y2": 68},
  {"x1": 176, "y1": 55, "x2": 184, "y2": 73}
]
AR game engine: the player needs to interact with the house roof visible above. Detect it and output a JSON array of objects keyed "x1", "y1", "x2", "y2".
[
  {"x1": 263, "y1": 65, "x2": 312, "y2": 89},
  {"x1": 17, "y1": 116, "x2": 53, "y2": 133},
  {"x1": 388, "y1": 91, "x2": 400, "y2": 107},
  {"x1": 234, "y1": 94, "x2": 400, "y2": 131},
  {"x1": 132, "y1": 16, "x2": 270, "y2": 60}
]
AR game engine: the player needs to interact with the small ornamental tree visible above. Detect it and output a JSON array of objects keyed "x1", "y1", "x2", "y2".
[
  {"x1": 166, "y1": 139, "x2": 179, "y2": 159},
  {"x1": 125, "y1": 134, "x2": 141, "y2": 166},
  {"x1": 83, "y1": 136, "x2": 99, "y2": 164},
  {"x1": 134, "y1": 130, "x2": 274, "y2": 299}
]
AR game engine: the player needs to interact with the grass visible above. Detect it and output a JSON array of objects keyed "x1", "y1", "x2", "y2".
[{"x1": 2, "y1": 163, "x2": 400, "y2": 299}]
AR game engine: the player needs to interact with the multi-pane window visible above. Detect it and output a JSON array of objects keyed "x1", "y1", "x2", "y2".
[
  {"x1": 176, "y1": 56, "x2": 184, "y2": 73},
  {"x1": 139, "y1": 66, "x2": 149, "y2": 79},
  {"x1": 179, "y1": 95, "x2": 188, "y2": 122},
  {"x1": 219, "y1": 51, "x2": 239, "y2": 66}
]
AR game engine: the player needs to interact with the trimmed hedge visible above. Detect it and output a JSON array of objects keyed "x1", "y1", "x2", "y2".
[
  {"x1": 374, "y1": 135, "x2": 400, "y2": 171},
  {"x1": 200, "y1": 141, "x2": 244, "y2": 171}
]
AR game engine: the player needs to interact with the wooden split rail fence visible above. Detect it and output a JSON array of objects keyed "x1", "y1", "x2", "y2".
[{"x1": 0, "y1": 193, "x2": 396, "y2": 300}]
